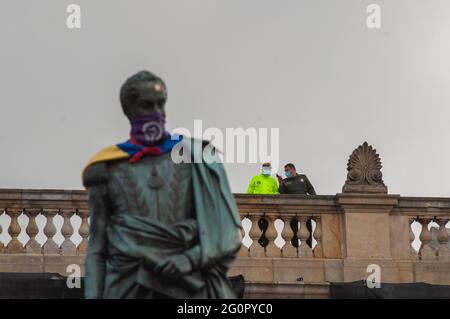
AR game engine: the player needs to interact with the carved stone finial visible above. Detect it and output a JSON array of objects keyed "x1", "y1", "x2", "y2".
[{"x1": 342, "y1": 142, "x2": 388, "y2": 194}]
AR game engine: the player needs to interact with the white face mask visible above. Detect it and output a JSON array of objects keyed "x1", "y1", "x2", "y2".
[{"x1": 262, "y1": 168, "x2": 271, "y2": 176}]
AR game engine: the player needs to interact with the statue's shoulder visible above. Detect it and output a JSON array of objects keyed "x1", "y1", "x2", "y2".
[
  {"x1": 83, "y1": 162, "x2": 109, "y2": 188},
  {"x1": 82, "y1": 144, "x2": 130, "y2": 188}
]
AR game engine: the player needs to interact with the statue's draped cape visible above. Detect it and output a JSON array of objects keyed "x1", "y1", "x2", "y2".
[{"x1": 83, "y1": 137, "x2": 242, "y2": 298}]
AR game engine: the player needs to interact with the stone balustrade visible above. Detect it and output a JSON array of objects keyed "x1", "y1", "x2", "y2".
[
  {"x1": 1, "y1": 189, "x2": 449, "y2": 292},
  {"x1": 233, "y1": 195, "x2": 450, "y2": 263},
  {"x1": 3, "y1": 208, "x2": 89, "y2": 256},
  {"x1": 234, "y1": 194, "x2": 337, "y2": 260},
  {"x1": 229, "y1": 194, "x2": 450, "y2": 287},
  {"x1": 0, "y1": 189, "x2": 88, "y2": 274}
]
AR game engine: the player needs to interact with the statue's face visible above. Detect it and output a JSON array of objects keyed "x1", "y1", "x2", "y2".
[{"x1": 125, "y1": 80, "x2": 167, "y2": 119}]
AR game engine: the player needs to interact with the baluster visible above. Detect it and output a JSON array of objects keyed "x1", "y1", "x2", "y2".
[
  {"x1": 238, "y1": 216, "x2": 249, "y2": 257},
  {"x1": 25, "y1": 209, "x2": 41, "y2": 254},
  {"x1": 265, "y1": 214, "x2": 280, "y2": 257},
  {"x1": 61, "y1": 210, "x2": 77, "y2": 255},
  {"x1": 281, "y1": 215, "x2": 297, "y2": 257},
  {"x1": 409, "y1": 218, "x2": 419, "y2": 259},
  {"x1": 248, "y1": 214, "x2": 265, "y2": 257},
  {"x1": 312, "y1": 216, "x2": 323, "y2": 258},
  {"x1": 77, "y1": 210, "x2": 89, "y2": 255},
  {"x1": 42, "y1": 209, "x2": 60, "y2": 254},
  {"x1": 437, "y1": 218, "x2": 450, "y2": 261},
  {"x1": 6, "y1": 208, "x2": 24, "y2": 253},
  {"x1": 419, "y1": 217, "x2": 436, "y2": 260},
  {"x1": 0, "y1": 211, "x2": 4, "y2": 253},
  {"x1": 298, "y1": 216, "x2": 313, "y2": 258}
]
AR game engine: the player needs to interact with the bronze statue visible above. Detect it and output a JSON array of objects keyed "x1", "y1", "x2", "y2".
[{"x1": 82, "y1": 71, "x2": 242, "y2": 298}]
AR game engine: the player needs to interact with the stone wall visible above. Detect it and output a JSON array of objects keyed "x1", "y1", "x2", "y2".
[{"x1": 0, "y1": 189, "x2": 449, "y2": 288}]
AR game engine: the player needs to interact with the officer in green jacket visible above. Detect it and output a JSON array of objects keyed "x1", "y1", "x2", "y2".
[{"x1": 246, "y1": 162, "x2": 279, "y2": 195}]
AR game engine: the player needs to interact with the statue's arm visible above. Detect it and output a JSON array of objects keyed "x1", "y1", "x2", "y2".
[
  {"x1": 155, "y1": 142, "x2": 241, "y2": 277},
  {"x1": 183, "y1": 240, "x2": 240, "y2": 272},
  {"x1": 83, "y1": 163, "x2": 110, "y2": 299},
  {"x1": 183, "y1": 245, "x2": 202, "y2": 271},
  {"x1": 182, "y1": 156, "x2": 242, "y2": 271}
]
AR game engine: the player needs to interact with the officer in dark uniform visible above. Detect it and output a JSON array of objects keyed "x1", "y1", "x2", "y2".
[
  {"x1": 277, "y1": 163, "x2": 316, "y2": 247},
  {"x1": 277, "y1": 163, "x2": 316, "y2": 195}
]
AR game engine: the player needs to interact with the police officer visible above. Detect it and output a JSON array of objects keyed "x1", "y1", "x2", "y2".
[
  {"x1": 277, "y1": 163, "x2": 316, "y2": 195},
  {"x1": 277, "y1": 163, "x2": 316, "y2": 247},
  {"x1": 246, "y1": 162, "x2": 279, "y2": 195}
]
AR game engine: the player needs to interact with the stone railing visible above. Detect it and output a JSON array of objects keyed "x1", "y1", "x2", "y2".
[
  {"x1": 234, "y1": 194, "x2": 338, "y2": 260},
  {"x1": 229, "y1": 193, "x2": 450, "y2": 288},
  {"x1": 0, "y1": 189, "x2": 88, "y2": 274},
  {"x1": 1, "y1": 189, "x2": 449, "y2": 294}
]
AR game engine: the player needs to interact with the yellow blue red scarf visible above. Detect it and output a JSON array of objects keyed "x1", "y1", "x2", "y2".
[{"x1": 83, "y1": 134, "x2": 183, "y2": 174}]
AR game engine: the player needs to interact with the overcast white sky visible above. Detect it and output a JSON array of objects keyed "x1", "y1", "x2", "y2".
[{"x1": 1, "y1": 0, "x2": 450, "y2": 196}]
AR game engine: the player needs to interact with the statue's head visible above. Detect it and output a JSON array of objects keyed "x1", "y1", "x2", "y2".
[{"x1": 120, "y1": 71, "x2": 167, "y2": 120}]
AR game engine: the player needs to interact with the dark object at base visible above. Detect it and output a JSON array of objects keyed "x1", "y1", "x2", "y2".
[
  {"x1": 330, "y1": 280, "x2": 450, "y2": 299},
  {"x1": 0, "y1": 273, "x2": 245, "y2": 299},
  {"x1": 229, "y1": 275, "x2": 245, "y2": 298},
  {"x1": 0, "y1": 272, "x2": 83, "y2": 299}
]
